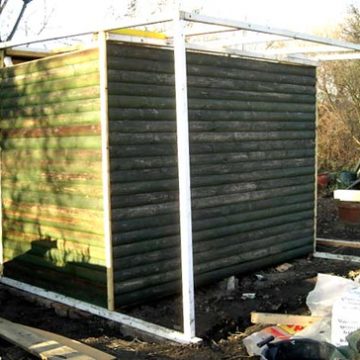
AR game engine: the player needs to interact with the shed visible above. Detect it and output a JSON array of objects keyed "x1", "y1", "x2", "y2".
[{"x1": 0, "y1": 11, "x2": 359, "y2": 343}]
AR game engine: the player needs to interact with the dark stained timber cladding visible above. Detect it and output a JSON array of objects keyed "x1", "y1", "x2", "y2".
[
  {"x1": 108, "y1": 43, "x2": 316, "y2": 307},
  {"x1": 0, "y1": 48, "x2": 107, "y2": 306}
]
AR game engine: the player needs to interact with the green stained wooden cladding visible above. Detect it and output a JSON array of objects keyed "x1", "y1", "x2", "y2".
[
  {"x1": 0, "y1": 41, "x2": 316, "y2": 309},
  {"x1": 0, "y1": 48, "x2": 106, "y2": 306}
]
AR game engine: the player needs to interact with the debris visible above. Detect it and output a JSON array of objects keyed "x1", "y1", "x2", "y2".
[
  {"x1": 244, "y1": 274, "x2": 360, "y2": 358},
  {"x1": 275, "y1": 263, "x2": 293, "y2": 273},
  {"x1": 226, "y1": 276, "x2": 238, "y2": 292},
  {"x1": 243, "y1": 324, "x2": 304, "y2": 356},
  {"x1": 255, "y1": 274, "x2": 266, "y2": 281},
  {"x1": 251, "y1": 312, "x2": 323, "y2": 327},
  {"x1": 241, "y1": 293, "x2": 256, "y2": 300}
]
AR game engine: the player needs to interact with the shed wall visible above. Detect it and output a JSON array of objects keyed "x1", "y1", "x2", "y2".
[
  {"x1": 0, "y1": 48, "x2": 107, "y2": 305},
  {"x1": 108, "y1": 43, "x2": 316, "y2": 307}
]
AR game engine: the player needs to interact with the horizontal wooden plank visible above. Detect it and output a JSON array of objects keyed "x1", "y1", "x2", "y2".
[
  {"x1": 3, "y1": 220, "x2": 105, "y2": 249},
  {"x1": 1, "y1": 60, "x2": 99, "y2": 87},
  {"x1": 1, "y1": 136, "x2": 101, "y2": 150},
  {"x1": 111, "y1": 183, "x2": 313, "y2": 219},
  {"x1": 2, "y1": 149, "x2": 102, "y2": 162},
  {"x1": 1, "y1": 86, "x2": 100, "y2": 108},
  {"x1": 0, "y1": 111, "x2": 100, "y2": 130},
  {"x1": 114, "y1": 237, "x2": 313, "y2": 294},
  {"x1": 107, "y1": 57, "x2": 315, "y2": 86},
  {"x1": 115, "y1": 229, "x2": 313, "y2": 283},
  {"x1": 186, "y1": 50, "x2": 316, "y2": 77},
  {"x1": 2, "y1": 158, "x2": 102, "y2": 174},
  {"x1": 108, "y1": 95, "x2": 315, "y2": 112},
  {"x1": 114, "y1": 229, "x2": 313, "y2": 282},
  {"x1": 2, "y1": 180, "x2": 102, "y2": 198},
  {"x1": 113, "y1": 218, "x2": 313, "y2": 258},
  {"x1": 3, "y1": 234, "x2": 105, "y2": 264},
  {"x1": 191, "y1": 158, "x2": 314, "y2": 176},
  {"x1": 111, "y1": 191, "x2": 313, "y2": 234},
  {"x1": 111, "y1": 175, "x2": 313, "y2": 208},
  {"x1": 109, "y1": 120, "x2": 314, "y2": 133},
  {"x1": 192, "y1": 183, "x2": 314, "y2": 210},
  {"x1": 3, "y1": 210, "x2": 103, "y2": 236},
  {"x1": 114, "y1": 245, "x2": 312, "y2": 306},
  {"x1": 108, "y1": 82, "x2": 315, "y2": 104},
  {"x1": 1, "y1": 98, "x2": 100, "y2": 119},
  {"x1": 109, "y1": 108, "x2": 314, "y2": 122},
  {"x1": 1, "y1": 73, "x2": 100, "y2": 95},
  {"x1": 110, "y1": 149, "x2": 313, "y2": 171},
  {"x1": 192, "y1": 192, "x2": 314, "y2": 221},
  {"x1": 1, "y1": 48, "x2": 99, "y2": 79},
  {"x1": 108, "y1": 131, "x2": 314, "y2": 145},
  {"x1": 112, "y1": 201, "x2": 312, "y2": 247},
  {"x1": 2, "y1": 124, "x2": 100, "y2": 139},
  {"x1": 2, "y1": 199, "x2": 103, "y2": 221},
  {"x1": 108, "y1": 70, "x2": 315, "y2": 95},
  {"x1": 2, "y1": 189, "x2": 103, "y2": 210},
  {"x1": 109, "y1": 140, "x2": 313, "y2": 158},
  {"x1": 107, "y1": 43, "x2": 314, "y2": 77}
]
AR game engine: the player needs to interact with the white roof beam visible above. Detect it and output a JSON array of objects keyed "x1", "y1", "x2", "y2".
[
  {"x1": 313, "y1": 52, "x2": 360, "y2": 61},
  {"x1": 181, "y1": 11, "x2": 360, "y2": 51},
  {"x1": 0, "y1": 16, "x2": 172, "y2": 50},
  {"x1": 265, "y1": 45, "x2": 351, "y2": 56}
]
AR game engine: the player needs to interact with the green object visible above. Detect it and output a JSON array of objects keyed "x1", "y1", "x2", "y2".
[{"x1": 337, "y1": 171, "x2": 357, "y2": 188}]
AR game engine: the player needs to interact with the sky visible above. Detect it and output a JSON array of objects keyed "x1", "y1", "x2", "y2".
[{"x1": 3, "y1": 0, "x2": 360, "y2": 42}]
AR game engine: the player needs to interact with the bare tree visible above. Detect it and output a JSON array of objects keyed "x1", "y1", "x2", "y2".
[
  {"x1": 0, "y1": 0, "x2": 34, "y2": 41},
  {"x1": 317, "y1": 5, "x2": 360, "y2": 170}
]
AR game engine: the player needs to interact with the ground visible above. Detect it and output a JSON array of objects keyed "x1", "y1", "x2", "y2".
[{"x1": 0, "y1": 197, "x2": 359, "y2": 360}]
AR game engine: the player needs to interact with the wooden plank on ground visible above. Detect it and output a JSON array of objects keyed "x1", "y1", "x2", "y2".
[
  {"x1": 316, "y1": 238, "x2": 360, "y2": 249},
  {"x1": 0, "y1": 317, "x2": 114, "y2": 359},
  {"x1": 21, "y1": 324, "x2": 115, "y2": 360},
  {"x1": 251, "y1": 312, "x2": 323, "y2": 326}
]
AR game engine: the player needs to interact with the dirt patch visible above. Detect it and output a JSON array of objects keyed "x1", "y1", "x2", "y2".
[
  {"x1": 0, "y1": 197, "x2": 359, "y2": 359},
  {"x1": 0, "y1": 256, "x2": 359, "y2": 360}
]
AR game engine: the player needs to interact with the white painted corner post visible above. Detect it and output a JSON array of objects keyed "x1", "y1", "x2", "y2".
[
  {"x1": 173, "y1": 10, "x2": 196, "y2": 340},
  {"x1": 98, "y1": 31, "x2": 115, "y2": 311}
]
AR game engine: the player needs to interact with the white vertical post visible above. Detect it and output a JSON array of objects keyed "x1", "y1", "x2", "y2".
[
  {"x1": 98, "y1": 31, "x2": 115, "y2": 311},
  {"x1": 173, "y1": 11, "x2": 196, "y2": 339}
]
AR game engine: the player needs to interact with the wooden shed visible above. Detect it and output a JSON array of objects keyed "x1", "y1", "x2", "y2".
[{"x1": 2, "y1": 11, "x2": 358, "y2": 343}]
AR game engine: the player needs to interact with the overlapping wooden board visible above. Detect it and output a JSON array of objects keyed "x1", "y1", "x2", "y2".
[{"x1": 0, "y1": 317, "x2": 115, "y2": 360}]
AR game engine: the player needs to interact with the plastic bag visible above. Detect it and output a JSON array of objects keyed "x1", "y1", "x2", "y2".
[{"x1": 306, "y1": 274, "x2": 356, "y2": 317}]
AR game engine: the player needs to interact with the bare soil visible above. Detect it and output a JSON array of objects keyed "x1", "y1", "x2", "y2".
[{"x1": 1, "y1": 197, "x2": 359, "y2": 360}]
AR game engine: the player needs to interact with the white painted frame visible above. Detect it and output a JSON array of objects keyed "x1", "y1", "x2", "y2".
[
  {"x1": 0, "y1": 277, "x2": 201, "y2": 344},
  {"x1": 173, "y1": 13, "x2": 196, "y2": 341},
  {"x1": 1, "y1": 9, "x2": 360, "y2": 345}
]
